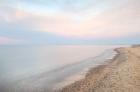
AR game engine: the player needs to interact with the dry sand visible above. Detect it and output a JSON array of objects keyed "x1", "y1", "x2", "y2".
[{"x1": 57, "y1": 46, "x2": 140, "y2": 92}]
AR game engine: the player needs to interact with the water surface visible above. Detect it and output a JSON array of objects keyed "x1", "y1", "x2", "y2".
[{"x1": 0, "y1": 45, "x2": 122, "y2": 82}]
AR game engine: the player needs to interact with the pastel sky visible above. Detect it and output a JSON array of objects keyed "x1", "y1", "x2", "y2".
[{"x1": 0, "y1": 0, "x2": 140, "y2": 45}]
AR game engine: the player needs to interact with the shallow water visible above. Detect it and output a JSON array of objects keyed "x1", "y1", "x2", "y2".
[
  {"x1": 0, "y1": 45, "x2": 116, "y2": 80},
  {"x1": 0, "y1": 45, "x2": 128, "y2": 92}
]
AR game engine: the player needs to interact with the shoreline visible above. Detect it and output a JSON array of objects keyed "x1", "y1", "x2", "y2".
[
  {"x1": 56, "y1": 48, "x2": 121, "y2": 92},
  {"x1": 57, "y1": 46, "x2": 140, "y2": 92},
  {"x1": 53, "y1": 48, "x2": 117, "y2": 90},
  {"x1": 3, "y1": 46, "x2": 132, "y2": 92},
  {"x1": 6, "y1": 46, "x2": 117, "y2": 92}
]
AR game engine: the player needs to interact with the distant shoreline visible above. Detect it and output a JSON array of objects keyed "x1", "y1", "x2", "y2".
[{"x1": 57, "y1": 46, "x2": 140, "y2": 92}]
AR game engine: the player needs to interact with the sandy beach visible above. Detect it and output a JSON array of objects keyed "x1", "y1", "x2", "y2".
[{"x1": 57, "y1": 46, "x2": 140, "y2": 92}]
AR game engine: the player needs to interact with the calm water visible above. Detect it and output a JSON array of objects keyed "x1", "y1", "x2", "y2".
[{"x1": 0, "y1": 45, "x2": 121, "y2": 82}]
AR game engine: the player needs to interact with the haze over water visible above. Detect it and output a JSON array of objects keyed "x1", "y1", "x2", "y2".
[{"x1": 0, "y1": 45, "x2": 120, "y2": 82}]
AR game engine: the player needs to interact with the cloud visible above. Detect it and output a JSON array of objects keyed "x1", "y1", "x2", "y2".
[
  {"x1": 22, "y1": 2, "x2": 139, "y2": 39},
  {"x1": 0, "y1": 0, "x2": 140, "y2": 45},
  {"x1": 0, "y1": 36, "x2": 21, "y2": 45}
]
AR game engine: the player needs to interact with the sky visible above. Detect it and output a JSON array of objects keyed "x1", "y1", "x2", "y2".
[{"x1": 0, "y1": 0, "x2": 140, "y2": 45}]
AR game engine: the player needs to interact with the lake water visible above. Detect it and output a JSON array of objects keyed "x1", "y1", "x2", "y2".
[{"x1": 0, "y1": 45, "x2": 113, "y2": 80}]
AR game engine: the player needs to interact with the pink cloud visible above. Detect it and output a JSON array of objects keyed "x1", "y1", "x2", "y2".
[
  {"x1": 0, "y1": 36, "x2": 16, "y2": 44},
  {"x1": 0, "y1": 36, "x2": 28, "y2": 45},
  {"x1": 1, "y1": 0, "x2": 140, "y2": 40},
  {"x1": 23, "y1": 2, "x2": 139, "y2": 39}
]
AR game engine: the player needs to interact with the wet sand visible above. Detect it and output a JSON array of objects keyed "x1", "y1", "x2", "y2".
[{"x1": 57, "y1": 46, "x2": 140, "y2": 92}]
